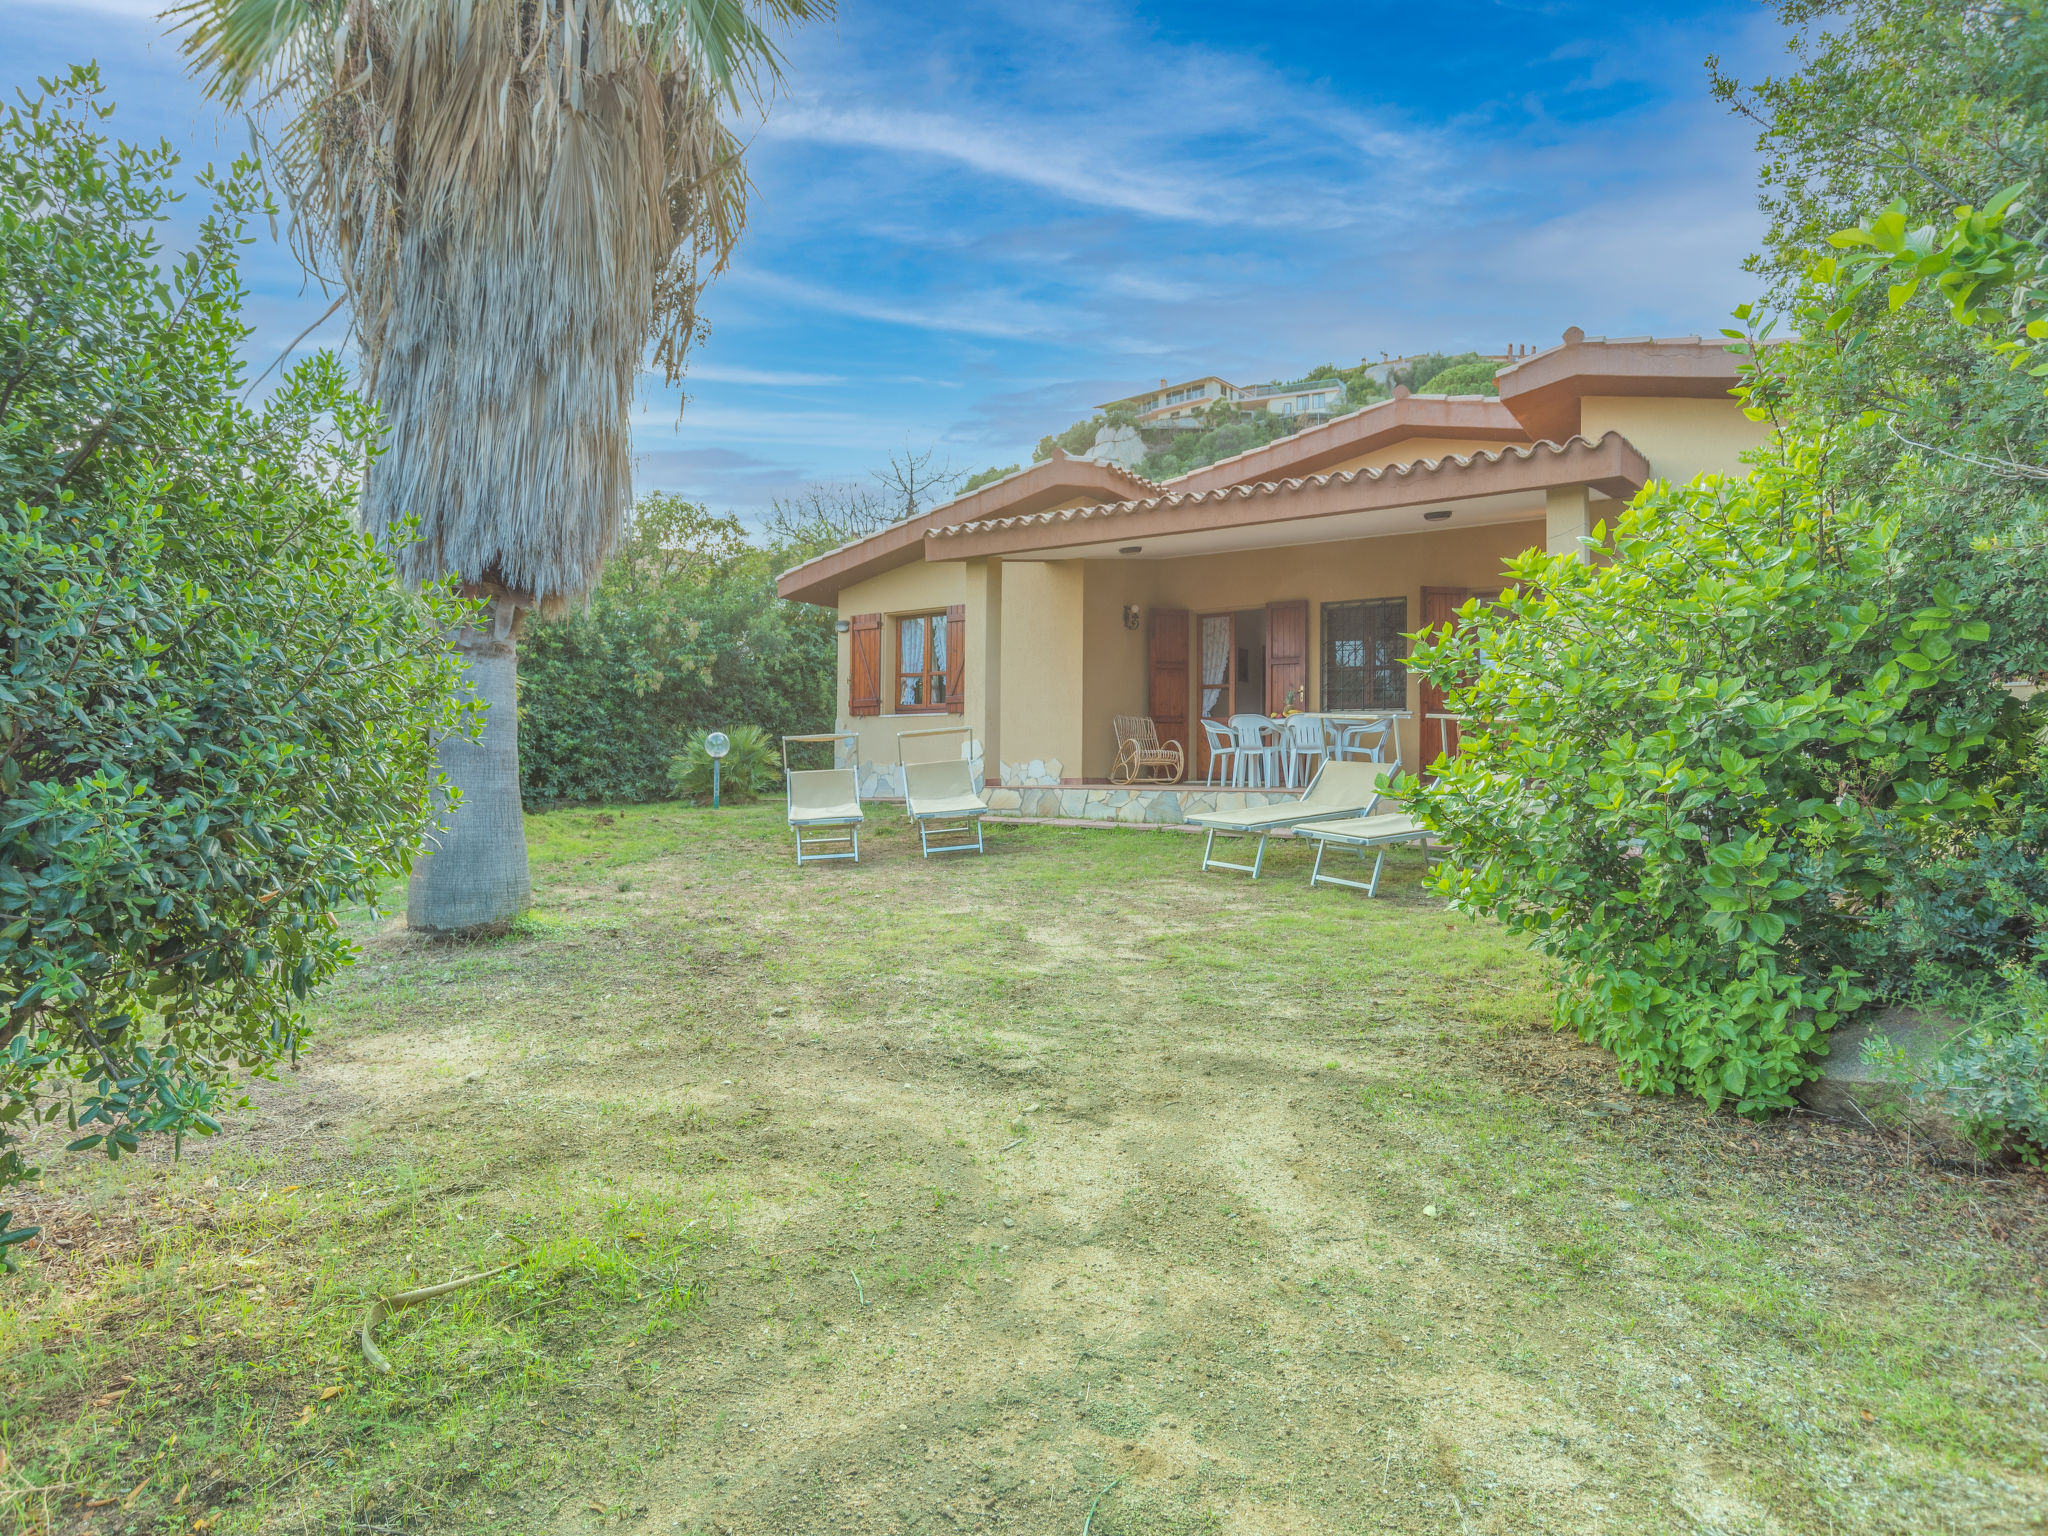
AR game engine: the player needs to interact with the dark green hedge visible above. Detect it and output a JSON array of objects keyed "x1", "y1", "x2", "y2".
[{"x1": 516, "y1": 497, "x2": 835, "y2": 807}]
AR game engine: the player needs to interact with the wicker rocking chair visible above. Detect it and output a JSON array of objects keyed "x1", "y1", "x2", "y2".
[{"x1": 1111, "y1": 715, "x2": 1185, "y2": 785}]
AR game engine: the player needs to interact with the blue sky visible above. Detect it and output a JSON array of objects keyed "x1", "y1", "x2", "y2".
[{"x1": 3, "y1": 0, "x2": 1789, "y2": 520}]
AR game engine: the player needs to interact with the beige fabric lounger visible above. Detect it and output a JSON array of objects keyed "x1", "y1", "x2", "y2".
[
  {"x1": 898, "y1": 727, "x2": 991, "y2": 857},
  {"x1": 1185, "y1": 759, "x2": 1393, "y2": 879},
  {"x1": 1294, "y1": 810, "x2": 1435, "y2": 896},
  {"x1": 783, "y1": 732, "x2": 864, "y2": 865}
]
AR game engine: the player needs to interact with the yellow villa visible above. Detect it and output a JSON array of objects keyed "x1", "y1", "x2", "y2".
[{"x1": 775, "y1": 329, "x2": 1765, "y2": 821}]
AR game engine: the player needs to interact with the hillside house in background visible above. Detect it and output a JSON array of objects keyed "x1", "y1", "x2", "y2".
[
  {"x1": 1101, "y1": 374, "x2": 1349, "y2": 429},
  {"x1": 776, "y1": 330, "x2": 1766, "y2": 823}
]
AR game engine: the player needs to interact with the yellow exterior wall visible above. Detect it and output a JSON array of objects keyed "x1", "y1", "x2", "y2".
[
  {"x1": 997, "y1": 562, "x2": 1086, "y2": 778},
  {"x1": 835, "y1": 561, "x2": 966, "y2": 775},
  {"x1": 1080, "y1": 564, "x2": 1159, "y2": 778},
  {"x1": 1318, "y1": 437, "x2": 1523, "y2": 476},
  {"x1": 1578, "y1": 396, "x2": 1768, "y2": 488}
]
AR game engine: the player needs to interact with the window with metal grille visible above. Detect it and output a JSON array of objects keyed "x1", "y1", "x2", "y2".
[{"x1": 1321, "y1": 598, "x2": 1407, "y2": 709}]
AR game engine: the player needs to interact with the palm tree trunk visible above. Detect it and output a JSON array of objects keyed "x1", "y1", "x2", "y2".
[{"x1": 408, "y1": 620, "x2": 531, "y2": 933}]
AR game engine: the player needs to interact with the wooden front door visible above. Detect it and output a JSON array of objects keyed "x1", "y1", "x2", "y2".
[
  {"x1": 1148, "y1": 609, "x2": 1190, "y2": 772},
  {"x1": 1265, "y1": 599, "x2": 1308, "y2": 714}
]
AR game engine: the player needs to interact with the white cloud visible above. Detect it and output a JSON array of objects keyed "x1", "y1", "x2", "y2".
[
  {"x1": 6, "y1": 0, "x2": 169, "y2": 17},
  {"x1": 725, "y1": 268, "x2": 1070, "y2": 342},
  {"x1": 682, "y1": 362, "x2": 847, "y2": 387},
  {"x1": 758, "y1": 105, "x2": 1217, "y2": 223}
]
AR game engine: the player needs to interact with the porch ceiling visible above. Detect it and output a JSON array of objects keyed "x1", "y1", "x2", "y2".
[{"x1": 922, "y1": 431, "x2": 1649, "y2": 565}]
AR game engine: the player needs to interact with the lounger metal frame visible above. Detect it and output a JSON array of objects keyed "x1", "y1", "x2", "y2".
[
  {"x1": 1193, "y1": 761, "x2": 1388, "y2": 879},
  {"x1": 1303, "y1": 822, "x2": 1435, "y2": 896},
  {"x1": 896, "y1": 726, "x2": 989, "y2": 859},
  {"x1": 783, "y1": 731, "x2": 864, "y2": 866},
  {"x1": 1200, "y1": 825, "x2": 1277, "y2": 879}
]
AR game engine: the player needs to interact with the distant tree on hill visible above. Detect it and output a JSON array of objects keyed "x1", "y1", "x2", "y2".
[
  {"x1": 1392, "y1": 352, "x2": 1496, "y2": 393},
  {"x1": 960, "y1": 463, "x2": 1020, "y2": 493},
  {"x1": 1033, "y1": 407, "x2": 1139, "y2": 462},
  {"x1": 1417, "y1": 359, "x2": 1501, "y2": 396}
]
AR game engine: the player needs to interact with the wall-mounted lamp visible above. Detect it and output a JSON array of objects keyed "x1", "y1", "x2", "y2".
[
  {"x1": 1118, "y1": 545, "x2": 1143, "y2": 555},
  {"x1": 1423, "y1": 508, "x2": 1453, "y2": 522},
  {"x1": 834, "y1": 619, "x2": 851, "y2": 633},
  {"x1": 1122, "y1": 604, "x2": 1142, "y2": 630}
]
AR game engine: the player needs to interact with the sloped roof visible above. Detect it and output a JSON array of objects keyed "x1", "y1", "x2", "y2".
[
  {"x1": 1165, "y1": 392, "x2": 1527, "y2": 492},
  {"x1": 921, "y1": 432, "x2": 1650, "y2": 561},
  {"x1": 775, "y1": 452, "x2": 1161, "y2": 606},
  {"x1": 1496, "y1": 328, "x2": 1751, "y2": 441},
  {"x1": 773, "y1": 329, "x2": 1742, "y2": 604}
]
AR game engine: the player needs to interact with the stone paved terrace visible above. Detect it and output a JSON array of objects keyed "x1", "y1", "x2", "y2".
[{"x1": 985, "y1": 782, "x2": 1305, "y2": 824}]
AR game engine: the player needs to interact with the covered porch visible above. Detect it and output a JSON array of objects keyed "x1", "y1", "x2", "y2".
[{"x1": 923, "y1": 432, "x2": 1648, "y2": 788}]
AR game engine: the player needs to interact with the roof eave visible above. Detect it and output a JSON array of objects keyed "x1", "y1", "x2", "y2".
[
  {"x1": 774, "y1": 450, "x2": 1163, "y2": 606},
  {"x1": 1164, "y1": 393, "x2": 1529, "y2": 493},
  {"x1": 921, "y1": 432, "x2": 1651, "y2": 563}
]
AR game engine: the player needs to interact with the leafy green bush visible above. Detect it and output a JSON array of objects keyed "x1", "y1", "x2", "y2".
[
  {"x1": 0, "y1": 70, "x2": 468, "y2": 1232},
  {"x1": 1873, "y1": 963, "x2": 2048, "y2": 1160},
  {"x1": 517, "y1": 494, "x2": 834, "y2": 806},
  {"x1": 1405, "y1": 444, "x2": 2006, "y2": 1113},
  {"x1": 668, "y1": 724, "x2": 781, "y2": 804}
]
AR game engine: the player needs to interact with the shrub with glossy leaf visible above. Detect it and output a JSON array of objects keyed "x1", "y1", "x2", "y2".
[
  {"x1": 1875, "y1": 960, "x2": 2048, "y2": 1160},
  {"x1": 1405, "y1": 445, "x2": 2008, "y2": 1114},
  {"x1": 0, "y1": 69, "x2": 470, "y2": 1235},
  {"x1": 669, "y1": 723, "x2": 781, "y2": 804}
]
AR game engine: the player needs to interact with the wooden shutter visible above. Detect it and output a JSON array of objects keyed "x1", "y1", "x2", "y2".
[
  {"x1": 1265, "y1": 599, "x2": 1308, "y2": 714},
  {"x1": 1418, "y1": 587, "x2": 1467, "y2": 762},
  {"x1": 944, "y1": 604, "x2": 966, "y2": 715},
  {"x1": 848, "y1": 612, "x2": 882, "y2": 717},
  {"x1": 1148, "y1": 609, "x2": 1190, "y2": 763}
]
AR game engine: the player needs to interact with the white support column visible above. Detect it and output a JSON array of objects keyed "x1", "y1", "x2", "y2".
[
  {"x1": 1545, "y1": 485, "x2": 1593, "y2": 562},
  {"x1": 965, "y1": 558, "x2": 1002, "y2": 788}
]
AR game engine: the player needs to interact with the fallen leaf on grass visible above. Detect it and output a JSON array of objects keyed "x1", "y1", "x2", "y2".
[
  {"x1": 293, "y1": 1404, "x2": 315, "y2": 1428},
  {"x1": 319, "y1": 1385, "x2": 344, "y2": 1401}
]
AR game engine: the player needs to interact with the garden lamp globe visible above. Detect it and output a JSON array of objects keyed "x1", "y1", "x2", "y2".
[{"x1": 705, "y1": 731, "x2": 731, "y2": 808}]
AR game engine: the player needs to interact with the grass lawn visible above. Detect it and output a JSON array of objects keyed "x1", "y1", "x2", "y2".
[{"x1": 3, "y1": 803, "x2": 2045, "y2": 1535}]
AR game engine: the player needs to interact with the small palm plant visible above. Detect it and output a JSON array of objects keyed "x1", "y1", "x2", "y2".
[
  {"x1": 175, "y1": 0, "x2": 826, "y2": 932},
  {"x1": 669, "y1": 724, "x2": 780, "y2": 804}
]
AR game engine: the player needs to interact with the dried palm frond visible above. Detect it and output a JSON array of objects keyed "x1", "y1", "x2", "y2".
[{"x1": 176, "y1": 0, "x2": 826, "y2": 612}]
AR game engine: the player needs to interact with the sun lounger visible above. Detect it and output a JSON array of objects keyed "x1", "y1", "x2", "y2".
[
  {"x1": 783, "y1": 732, "x2": 864, "y2": 866},
  {"x1": 898, "y1": 727, "x2": 991, "y2": 858},
  {"x1": 1295, "y1": 810, "x2": 1435, "y2": 896},
  {"x1": 1185, "y1": 759, "x2": 1394, "y2": 879}
]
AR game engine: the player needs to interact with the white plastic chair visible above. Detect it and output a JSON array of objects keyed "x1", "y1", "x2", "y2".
[
  {"x1": 1228, "y1": 714, "x2": 1279, "y2": 788},
  {"x1": 1334, "y1": 715, "x2": 1398, "y2": 768},
  {"x1": 1281, "y1": 714, "x2": 1326, "y2": 789},
  {"x1": 1199, "y1": 718, "x2": 1240, "y2": 787}
]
